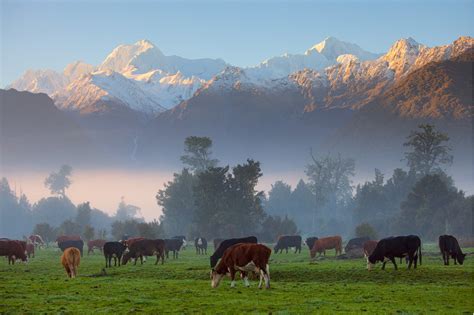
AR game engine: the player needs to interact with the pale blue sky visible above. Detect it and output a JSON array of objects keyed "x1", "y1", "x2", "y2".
[{"x1": 1, "y1": 0, "x2": 473, "y2": 87}]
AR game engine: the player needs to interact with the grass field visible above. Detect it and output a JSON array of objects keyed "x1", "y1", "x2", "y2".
[{"x1": 1, "y1": 244, "x2": 473, "y2": 313}]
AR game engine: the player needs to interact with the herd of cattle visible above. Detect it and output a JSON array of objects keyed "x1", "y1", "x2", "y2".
[{"x1": 0, "y1": 233, "x2": 468, "y2": 288}]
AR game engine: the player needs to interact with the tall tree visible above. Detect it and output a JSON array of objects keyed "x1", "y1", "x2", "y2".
[
  {"x1": 403, "y1": 124, "x2": 453, "y2": 176},
  {"x1": 305, "y1": 152, "x2": 355, "y2": 232},
  {"x1": 44, "y1": 165, "x2": 73, "y2": 197},
  {"x1": 289, "y1": 179, "x2": 315, "y2": 233},
  {"x1": 75, "y1": 202, "x2": 92, "y2": 231},
  {"x1": 265, "y1": 180, "x2": 292, "y2": 217},
  {"x1": 180, "y1": 136, "x2": 219, "y2": 173},
  {"x1": 115, "y1": 197, "x2": 142, "y2": 221},
  {"x1": 156, "y1": 169, "x2": 196, "y2": 237}
]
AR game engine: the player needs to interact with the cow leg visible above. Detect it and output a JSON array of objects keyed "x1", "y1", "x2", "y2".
[
  {"x1": 258, "y1": 268, "x2": 263, "y2": 289},
  {"x1": 241, "y1": 272, "x2": 250, "y2": 287},
  {"x1": 390, "y1": 257, "x2": 398, "y2": 270},
  {"x1": 407, "y1": 255, "x2": 413, "y2": 269},
  {"x1": 414, "y1": 254, "x2": 418, "y2": 269},
  {"x1": 105, "y1": 256, "x2": 108, "y2": 268},
  {"x1": 453, "y1": 255, "x2": 457, "y2": 265},
  {"x1": 230, "y1": 269, "x2": 236, "y2": 288}
]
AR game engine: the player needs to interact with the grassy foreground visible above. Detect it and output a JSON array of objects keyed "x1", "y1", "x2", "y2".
[{"x1": 0, "y1": 244, "x2": 473, "y2": 314}]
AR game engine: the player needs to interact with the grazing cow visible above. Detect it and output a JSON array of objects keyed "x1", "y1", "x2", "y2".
[
  {"x1": 345, "y1": 237, "x2": 370, "y2": 258},
  {"x1": 195, "y1": 237, "x2": 208, "y2": 255},
  {"x1": 310, "y1": 236, "x2": 343, "y2": 258},
  {"x1": 305, "y1": 237, "x2": 318, "y2": 251},
  {"x1": 211, "y1": 243, "x2": 271, "y2": 289},
  {"x1": 56, "y1": 235, "x2": 82, "y2": 243},
  {"x1": 210, "y1": 236, "x2": 258, "y2": 269},
  {"x1": 363, "y1": 240, "x2": 378, "y2": 257},
  {"x1": 26, "y1": 243, "x2": 35, "y2": 258},
  {"x1": 367, "y1": 235, "x2": 422, "y2": 270},
  {"x1": 58, "y1": 240, "x2": 84, "y2": 257},
  {"x1": 61, "y1": 247, "x2": 81, "y2": 278},
  {"x1": 274, "y1": 235, "x2": 302, "y2": 254},
  {"x1": 103, "y1": 242, "x2": 127, "y2": 267},
  {"x1": 0, "y1": 240, "x2": 28, "y2": 264},
  {"x1": 171, "y1": 236, "x2": 187, "y2": 249},
  {"x1": 15, "y1": 240, "x2": 27, "y2": 255},
  {"x1": 28, "y1": 235, "x2": 45, "y2": 247},
  {"x1": 164, "y1": 239, "x2": 184, "y2": 259},
  {"x1": 213, "y1": 238, "x2": 224, "y2": 250},
  {"x1": 122, "y1": 239, "x2": 165, "y2": 265},
  {"x1": 439, "y1": 235, "x2": 466, "y2": 266},
  {"x1": 87, "y1": 239, "x2": 107, "y2": 255}
]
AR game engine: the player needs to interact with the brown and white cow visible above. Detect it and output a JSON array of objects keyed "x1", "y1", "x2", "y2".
[
  {"x1": 211, "y1": 243, "x2": 271, "y2": 289},
  {"x1": 310, "y1": 236, "x2": 343, "y2": 258},
  {"x1": 363, "y1": 240, "x2": 378, "y2": 258},
  {"x1": 61, "y1": 247, "x2": 81, "y2": 278},
  {"x1": 121, "y1": 237, "x2": 145, "y2": 248},
  {"x1": 0, "y1": 240, "x2": 28, "y2": 264},
  {"x1": 28, "y1": 235, "x2": 45, "y2": 248},
  {"x1": 87, "y1": 239, "x2": 107, "y2": 255}
]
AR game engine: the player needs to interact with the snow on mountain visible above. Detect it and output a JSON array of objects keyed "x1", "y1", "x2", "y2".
[
  {"x1": 306, "y1": 36, "x2": 380, "y2": 61},
  {"x1": 63, "y1": 61, "x2": 96, "y2": 81},
  {"x1": 9, "y1": 69, "x2": 68, "y2": 95}
]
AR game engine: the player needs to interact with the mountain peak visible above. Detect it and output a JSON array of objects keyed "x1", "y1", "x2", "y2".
[{"x1": 306, "y1": 36, "x2": 379, "y2": 61}]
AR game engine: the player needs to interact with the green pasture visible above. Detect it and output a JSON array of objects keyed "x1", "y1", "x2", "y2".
[{"x1": 1, "y1": 244, "x2": 473, "y2": 314}]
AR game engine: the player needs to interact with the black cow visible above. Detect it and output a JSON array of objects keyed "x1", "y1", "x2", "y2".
[
  {"x1": 305, "y1": 237, "x2": 318, "y2": 250},
  {"x1": 164, "y1": 239, "x2": 184, "y2": 259},
  {"x1": 195, "y1": 237, "x2": 207, "y2": 255},
  {"x1": 103, "y1": 242, "x2": 127, "y2": 267},
  {"x1": 171, "y1": 235, "x2": 187, "y2": 249},
  {"x1": 274, "y1": 235, "x2": 302, "y2": 254},
  {"x1": 210, "y1": 236, "x2": 258, "y2": 269},
  {"x1": 367, "y1": 235, "x2": 422, "y2": 270},
  {"x1": 345, "y1": 237, "x2": 370, "y2": 253},
  {"x1": 439, "y1": 235, "x2": 466, "y2": 265},
  {"x1": 58, "y1": 240, "x2": 84, "y2": 257}
]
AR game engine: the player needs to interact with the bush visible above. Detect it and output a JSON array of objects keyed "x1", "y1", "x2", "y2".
[{"x1": 355, "y1": 223, "x2": 377, "y2": 240}]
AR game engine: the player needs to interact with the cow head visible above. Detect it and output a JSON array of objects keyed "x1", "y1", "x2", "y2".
[
  {"x1": 366, "y1": 257, "x2": 375, "y2": 271},
  {"x1": 211, "y1": 270, "x2": 224, "y2": 288},
  {"x1": 457, "y1": 253, "x2": 466, "y2": 265},
  {"x1": 122, "y1": 253, "x2": 131, "y2": 265}
]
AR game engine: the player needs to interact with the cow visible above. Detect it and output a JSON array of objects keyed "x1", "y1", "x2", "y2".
[
  {"x1": 61, "y1": 247, "x2": 81, "y2": 278},
  {"x1": 345, "y1": 237, "x2": 370, "y2": 257},
  {"x1": 15, "y1": 240, "x2": 27, "y2": 255},
  {"x1": 0, "y1": 240, "x2": 28, "y2": 264},
  {"x1": 58, "y1": 240, "x2": 84, "y2": 257},
  {"x1": 211, "y1": 243, "x2": 271, "y2": 289},
  {"x1": 367, "y1": 235, "x2": 422, "y2": 270},
  {"x1": 26, "y1": 243, "x2": 35, "y2": 258},
  {"x1": 103, "y1": 242, "x2": 127, "y2": 267},
  {"x1": 439, "y1": 235, "x2": 466, "y2": 266},
  {"x1": 195, "y1": 237, "x2": 207, "y2": 255},
  {"x1": 56, "y1": 235, "x2": 82, "y2": 243},
  {"x1": 87, "y1": 239, "x2": 107, "y2": 255},
  {"x1": 122, "y1": 239, "x2": 165, "y2": 265},
  {"x1": 210, "y1": 236, "x2": 258, "y2": 269},
  {"x1": 28, "y1": 235, "x2": 45, "y2": 248},
  {"x1": 171, "y1": 236, "x2": 187, "y2": 249},
  {"x1": 310, "y1": 236, "x2": 343, "y2": 258},
  {"x1": 121, "y1": 237, "x2": 145, "y2": 248},
  {"x1": 305, "y1": 237, "x2": 318, "y2": 250},
  {"x1": 274, "y1": 235, "x2": 302, "y2": 254},
  {"x1": 213, "y1": 238, "x2": 224, "y2": 250},
  {"x1": 164, "y1": 238, "x2": 184, "y2": 259},
  {"x1": 363, "y1": 240, "x2": 378, "y2": 257}
]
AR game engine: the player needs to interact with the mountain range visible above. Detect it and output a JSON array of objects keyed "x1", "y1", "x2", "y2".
[{"x1": 3, "y1": 36, "x2": 473, "y2": 185}]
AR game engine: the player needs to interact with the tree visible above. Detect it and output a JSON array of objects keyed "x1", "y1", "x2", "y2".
[
  {"x1": 0, "y1": 177, "x2": 33, "y2": 237},
  {"x1": 83, "y1": 225, "x2": 95, "y2": 241},
  {"x1": 32, "y1": 196, "x2": 76, "y2": 227},
  {"x1": 76, "y1": 202, "x2": 92, "y2": 231},
  {"x1": 397, "y1": 174, "x2": 458, "y2": 240},
  {"x1": 180, "y1": 136, "x2": 219, "y2": 173},
  {"x1": 157, "y1": 169, "x2": 196, "y2": 237},
  {"x1": 33, "y1": 223, "x2": 57, "y2": 243},
  {"x1": 403, "y1": 124, "x2": 452, "y2": 176},
  {"x1": 305, "y1": 152, "x2": 355, "y2": 232},
  {"x1": 57, "y1": 219, "x2": 82, "y2": 236},
  {"x1": 115, "y1": 197, "x2": 142, "y2": 221},
  {"x1": 355, "y1": 223, "x2": 377, "y2": 240},
  {"x1": 265, "y1": 181, "x2": 292, "y2": 217},
  {"x1": 136, "y1": 220, "x2": 165, "y2": 239},
  {"x1": 111, "y1": 220, "x2": 139, "y2": 240},
  {"x1": 289, "y1": 179, "x2": 315, "y2": 234},
  {"x1": 44, "y1": 165, "x2": 73, "y2": 197},
  {"x1": 259, "y1": 215, "x2": 298, "y2": 243}
]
